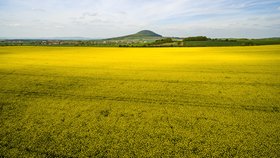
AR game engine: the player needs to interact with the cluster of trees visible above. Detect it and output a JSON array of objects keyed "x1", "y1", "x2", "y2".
[
  {"x1": 183, "y1": 36, "x2": 209, "y2": 41},
  {"x1": 153, "y1": 38, "x2": 173, "y2": 44}
]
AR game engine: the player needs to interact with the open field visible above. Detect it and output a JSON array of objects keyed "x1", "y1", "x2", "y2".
[{"x1": 0, "y1": 46, "x2": 279, "y2": 157}]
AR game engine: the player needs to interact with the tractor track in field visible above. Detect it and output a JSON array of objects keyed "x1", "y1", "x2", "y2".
[
  {"x1": 0, "y1": 142, "x2": 76, "y2": 158},
  {"x1": 0, "y1": 70, "x2": 16, "y2": 80},
  {"x1": 0, "y1": 72, "x2": 279, "y2": 87},
  {"x1": 1, "y1": 90, "x2": 279, "y2": 113}
]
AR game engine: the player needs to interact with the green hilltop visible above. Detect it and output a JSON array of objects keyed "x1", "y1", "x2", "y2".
[{"x1": 107, "y1": 30, "x2": 163, "y2": 41}]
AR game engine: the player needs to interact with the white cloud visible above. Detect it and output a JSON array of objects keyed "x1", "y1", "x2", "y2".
[
  {"x1": 1, "y1": 0, "x2": 280, "y2": 38},
  {"x1": 55, "y1": 25, "x2": 64, "y2": 29},
  {"x1": 31, "y1": 7, "x2": 46, "y2": 12}
]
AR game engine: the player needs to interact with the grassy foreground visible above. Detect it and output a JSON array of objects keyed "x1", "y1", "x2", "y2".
[{"x1": 0, "y1": 46, "x2": 279, "y2": 157}]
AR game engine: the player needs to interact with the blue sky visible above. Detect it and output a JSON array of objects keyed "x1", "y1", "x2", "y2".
[{"x1": 0, "y1": 0, "x2": 280, "y2": 38}]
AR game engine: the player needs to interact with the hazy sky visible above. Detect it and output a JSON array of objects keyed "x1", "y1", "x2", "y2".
[{"x1": 1, "y1": 0, "x2": 280, "y2": 38}]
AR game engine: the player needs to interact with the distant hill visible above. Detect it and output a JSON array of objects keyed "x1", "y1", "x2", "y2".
[
  {"x1": 135, "y1": 30, "x2": 162, "y2": 37},
  {"x1": 107, "y1": 30, "x2": 163, "y2": 41}
]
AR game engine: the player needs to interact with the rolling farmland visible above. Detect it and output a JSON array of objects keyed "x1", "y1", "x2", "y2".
[{"x1": 0, "y1": 46, "x2": 279, "y2": 157}]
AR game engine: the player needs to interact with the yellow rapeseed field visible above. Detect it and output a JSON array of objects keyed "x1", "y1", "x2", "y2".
[{"x1": 0, "y1": 46, "x2": 279, "y2": 157}]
